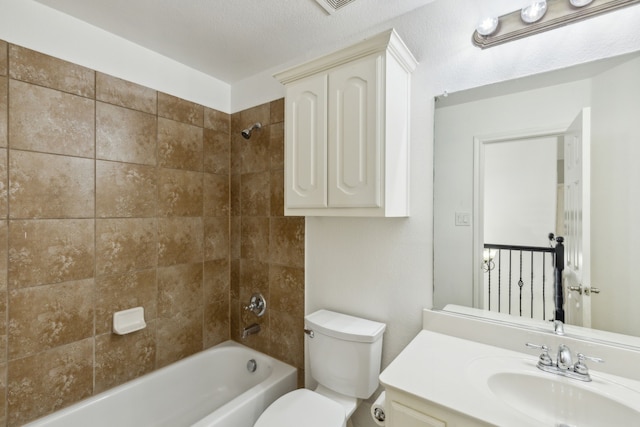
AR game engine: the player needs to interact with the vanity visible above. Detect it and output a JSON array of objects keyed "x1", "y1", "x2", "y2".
[{"x1": 379, "y1": 309, "x2": 640, "y2": 426}]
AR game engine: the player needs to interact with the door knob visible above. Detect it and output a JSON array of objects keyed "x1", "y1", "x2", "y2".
[
  {"x1": 585, "y1": 287, "x2": 601, "y2": 296},
  {"x1": 568, "y1": 285, "x2": 583, "y2": 294}
]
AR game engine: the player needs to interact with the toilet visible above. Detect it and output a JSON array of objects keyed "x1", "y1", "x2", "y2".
[{"x1": 254, "y1": 309, "x2": 386, "y2": 427}]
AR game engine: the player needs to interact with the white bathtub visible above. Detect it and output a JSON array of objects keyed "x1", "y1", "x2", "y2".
[{"x1": 25, "y1": 340, "x2": 297, "y2": 427}]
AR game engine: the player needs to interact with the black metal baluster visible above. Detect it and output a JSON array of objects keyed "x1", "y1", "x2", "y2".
[
  {"x1": 518, "y1": 250, "x2": 524, "y2": 316},
  {"x1": 497, "y1": 250, "x2": 502, "y2": 312},
  {"x1": 508, "y1": 250, "x2": 512, "y2": 315},
  {"x1": 542, "y1": 252, "x2": 547, "y2": 320},
  {"x1": 530, "y1": 251, "x2": 534, "y2": 318}
]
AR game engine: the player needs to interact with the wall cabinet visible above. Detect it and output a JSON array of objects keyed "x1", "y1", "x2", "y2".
[{"x1": 274, "y1": 29, "x2": 416, "y2": 217}]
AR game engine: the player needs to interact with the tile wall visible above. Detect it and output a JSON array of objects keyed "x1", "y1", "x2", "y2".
[
  {"x1": 230, "y1": 101, "x2": 306, "y2": 387},
  {"x1": 0, "y1": 40, "x2": 305, "y2": 426}
]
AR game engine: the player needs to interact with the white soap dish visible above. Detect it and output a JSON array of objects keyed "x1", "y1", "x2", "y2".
[{"x1": 113, "y1": 307, "x2": 146, "y2": 335}]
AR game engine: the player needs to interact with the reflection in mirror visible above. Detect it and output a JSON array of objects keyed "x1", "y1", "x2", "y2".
[{"x1": 433, "y1": 50, "x2": 640, "y2": 340}]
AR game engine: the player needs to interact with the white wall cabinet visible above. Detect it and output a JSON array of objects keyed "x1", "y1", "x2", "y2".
[{"x1": 274, "y1": 29, "x2": 416, "y2": 217}]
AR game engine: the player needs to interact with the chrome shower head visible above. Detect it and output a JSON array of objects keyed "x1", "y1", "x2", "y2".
[{"x1": 241, "y1": 122, "x2": 262, "y2": 139}]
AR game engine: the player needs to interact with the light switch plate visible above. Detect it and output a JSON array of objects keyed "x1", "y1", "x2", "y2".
[{"x1": 455, "y1": 212, "x2": 471, "y2": 226}]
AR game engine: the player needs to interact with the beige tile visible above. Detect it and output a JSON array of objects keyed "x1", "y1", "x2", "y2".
[
  {"x1": 204, "y1": 217, "x2": 229, "y2": 261},
  {"x1": 0, "y1": 362, "x2": 6, "y2": 423},
  {"x1": 157, "y1": 262, "x2": 203, "y2": 318},
  {"x1": 8, "y1": 279, "x2": 94, "y2": 359},
  {"x1": 240, "y1": 102, "x2": 270, "y2": 128},
  {"x1": 0, "y1": 41, "x2": 6, "y2": 76},
  {"x1": 241, "y1": 217, "x2": 269, "y2": 262},
  {"x1": 204, "y1": 299, "x2": 229, "y2": 349},
  {"x1": 95, "y1": 325, "x2": 156, "y2": 393},
  {"x1": 230, "y1": 174, "x2": 241, "y2": 216},
  {"x1": 96, "y1": 161, "x2": 157, "y2": 218},
  {"x1": 0, "y1": 77, "x2": 6, "y2": 147},
  {"x1": 230, "y1": 259, "x2": 240, "y2": 300},
  {"x1": 230, "y1": 124, "x2": 242, "y2": 174},
  {"x1": 7, "y1": 339, "x2": 93, "y2": 427},
  {"x1": 96, "y1": 72, "x2": 157, "y2": 114},
  {"x1": 203, "y1": 128, "x2": 230, "y2": 174},
  {"x1": 230, "y1": 297, "x2": 240, "y2": 342},
  {"x1": 0, "y1": 221, "x2": 6, "y2": 292},
  {"x1": 230, "y1": 216, "x2": 241, "y2": 260},
  {"x1": 239, "y1": 259, "x2": 269, "y2": 303},
  {"x1": 96, "y1": 102, "x2": 157, "y2": 165},
  {"x1": 96, "y1": 218, "x2": 157, "y2": 276},
  {"x1": 0, "y1": 149, "x2": 6, "y2": 216},
  {"x1": 270, "y1": 122, "x2": 284, "y2": 170},
  {"x1": 204, "y1": 258, "x2": 229, "y2": 304},
  {"x1": 0, "y1": 290, "x2": 6, "y2": 363},
  {"x1": 270, "y1": 98, "x2": 284, "y2": 124},
  {"x1": 241, "y1": 172, "x2": 270, "y2": 216},
  {"x1": 95, "y1": 269, "x2": 157, "y2": 335},
  {"x1": 270, "y1": 170, "x2": 284, "y2": 217},
  {"x1": 240, "y1": 126, "x2": 270, "y2": 174},
  {"x1": 158, "y1": 92, "x2": 203, "y2": 127},
  {"x1": 158, "y1": 168, "x2": 203, "y2": 217},
  {"x1": 204, "y1": 107, "x2": 229, "y2": 133},
  {"x1": 156, "y1": 313, "x2": 202, "y2": 368},
  {"x1": 270, "y1": 310, "x2": 304, "y2": 369},
  {"x1": 157, "y1": 263, "x2": 204, "y2": 367},
  {"x1": 270, "y1": 217, "x2": 304, "y2": 268},
  {"x1": 9, "y1": 44, "x2": 94, "y2": 98},
  {"x1": 9, "y1": 150, "x2": 94, "y2": 219},
  {"x1": 204, "y1": 173, "x2": 229, "y2": 217},
  {"x1": 269, "y1": 265, "x2": 304, "y2": 319},
  {"x1": 8, "y1": 219, "x2": 94, "y2": 288},
  {"x1": 9, "y1": 80, "x2": 94, "y2": 158},
  {"x1": 158, "y1": 117, "x2": 203, "y2": 171},
  {"x1": 157, "y1": 217, "x2": 203, "y2": 266}
]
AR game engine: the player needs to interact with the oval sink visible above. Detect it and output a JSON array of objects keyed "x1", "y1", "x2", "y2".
[
  {"x1": 488, "y1": 372, "x2": 640, "y2": 426},
  {"x1": 468, "y1": 356, "x2": 640, "y2": 426}
]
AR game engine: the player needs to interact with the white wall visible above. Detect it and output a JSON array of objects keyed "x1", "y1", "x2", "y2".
[
  {"x1": 0, "y1": 0, "x2": 231, "y2": 112},
  {"x1": 590, "y1": 56, "x2": 640, "y2": 336}
]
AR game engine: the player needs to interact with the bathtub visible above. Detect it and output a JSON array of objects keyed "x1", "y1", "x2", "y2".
[{"x1": 25, "y1": 340, "x2": 297, "y2": 427}]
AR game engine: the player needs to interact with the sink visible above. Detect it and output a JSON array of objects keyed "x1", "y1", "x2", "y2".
[{"x1": 468, "y1": 356, "x2": 640, "y2": 426}]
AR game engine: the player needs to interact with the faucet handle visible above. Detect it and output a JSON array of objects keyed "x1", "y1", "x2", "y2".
[
  {"x1": 574, "y1": 353, "x2": 604, "y2": 375},
  {"x1": 525, "y1": 343, "x2": 553, "y2": 366}
]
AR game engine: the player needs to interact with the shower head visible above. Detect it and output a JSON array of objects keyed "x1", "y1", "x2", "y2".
[{"x1": 241, "y1": 122, "x2": 262, "y2": 139}]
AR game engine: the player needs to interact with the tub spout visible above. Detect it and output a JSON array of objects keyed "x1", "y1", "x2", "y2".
[{"x1": 242, "y1": 323, "x2": 261, "y2": 339}]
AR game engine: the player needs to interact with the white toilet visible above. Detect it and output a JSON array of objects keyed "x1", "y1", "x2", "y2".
[{"x1": 254, "y1": 309, "x2": 386, "y2": 427}]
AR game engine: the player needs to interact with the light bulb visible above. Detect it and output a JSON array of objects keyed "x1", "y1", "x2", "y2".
[
  {"x1": 476, "y1": 16, "x2": 499, "y2": 36},
  {"x1": 570, "y1": 0, "x2": 594, "y2": 6},
  {"x1": 521, "y1": 1, "x2": 548, "y2": 23}
]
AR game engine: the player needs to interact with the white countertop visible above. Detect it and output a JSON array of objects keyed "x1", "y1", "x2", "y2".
[{"x1": 379, "y1": 329, "x2": 640, "y2": 426}]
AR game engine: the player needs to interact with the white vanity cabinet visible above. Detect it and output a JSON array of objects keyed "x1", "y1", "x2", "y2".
[
  {"x1": 274, "y1": 29, "x2": 416, "y2": 217},
  {"x1": 385, "y1": 388, "x2": 491, "y2": 427}
]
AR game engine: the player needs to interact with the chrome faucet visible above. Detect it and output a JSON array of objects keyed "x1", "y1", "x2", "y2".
[
  {"x1": 242, "y1": 323, "x2": 261, "y2": 339},
  {"x1": 553, "y1": 319, "x2": 565, "y2": 336},
  {"x1": 526, "y1": 342, "x2": 604, "y2": 382}
]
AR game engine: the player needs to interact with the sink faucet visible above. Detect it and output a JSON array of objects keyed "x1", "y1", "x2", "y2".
[{"x1": 526, "y1": 342, "x2": 603, "y2": 382}]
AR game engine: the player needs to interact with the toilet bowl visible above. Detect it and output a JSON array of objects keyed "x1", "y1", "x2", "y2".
[{"x1": 254, "y1": 309, "x2": 386, "y2": 427}]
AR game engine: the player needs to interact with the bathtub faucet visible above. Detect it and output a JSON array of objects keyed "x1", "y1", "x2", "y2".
[{"x1": 242, "y1": 323, "x2": 261, "y2": 339}]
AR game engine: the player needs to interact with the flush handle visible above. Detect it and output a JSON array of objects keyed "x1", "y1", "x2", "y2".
[{"x1": 304, "y1": 328, "x2": 314, "y2": 338}]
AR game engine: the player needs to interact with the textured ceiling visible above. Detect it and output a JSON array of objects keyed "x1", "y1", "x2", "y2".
[{"x1": 35, "y1": 0, "x2": 437, "y2": 84}]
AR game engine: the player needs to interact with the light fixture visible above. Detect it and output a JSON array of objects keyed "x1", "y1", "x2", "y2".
[
  {"x1": 483, "y1": 249, "x2": 495, "y2": 272},
  {"x1": 473, "y1": 0, "x2": 640, "y2": 49},
  {"x1": 521, "y1": 1, "x2": 548, "y2": 23}
]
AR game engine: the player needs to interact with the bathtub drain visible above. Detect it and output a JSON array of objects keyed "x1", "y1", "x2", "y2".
[{"x1": 247, "y1": 359, "x2": 257, "y2": 373}]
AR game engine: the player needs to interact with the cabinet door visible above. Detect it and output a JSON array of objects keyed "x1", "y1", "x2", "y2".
[
  {"x1": 391, "y1": 401, "x2": 447, "y2": 427},
  {"x1": 285, "y1": 74, "x2": 328, "y2": 208},
  {"x1": 328, "y1": 54, "x2": 381, "y2": 208}
]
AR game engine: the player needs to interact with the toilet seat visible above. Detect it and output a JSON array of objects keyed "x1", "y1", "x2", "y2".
[{"x1": 254, "y1": 389, "x2": 346, "y2": 427}]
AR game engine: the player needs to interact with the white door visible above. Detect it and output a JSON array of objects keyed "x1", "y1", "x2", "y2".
[
  {"x1": 563, "y1": 108, "x2": 591, "y2": 327},
  {"x1": 328, "y1": 54, "x2": 381, "y2": 208}
]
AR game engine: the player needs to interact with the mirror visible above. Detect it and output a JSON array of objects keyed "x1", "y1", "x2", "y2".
[{"x1": 433, "y1": 50, "x2": 640, "y2": 341}]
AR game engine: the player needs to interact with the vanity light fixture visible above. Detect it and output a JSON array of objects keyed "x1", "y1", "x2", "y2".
[{"x1": 473, "y1": 0, "x2": 640, "y2": 49}]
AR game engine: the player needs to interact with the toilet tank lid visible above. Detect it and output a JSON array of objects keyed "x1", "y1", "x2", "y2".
[{"x1": 305, "y1": 310, "x2": 386, "y2": 343}]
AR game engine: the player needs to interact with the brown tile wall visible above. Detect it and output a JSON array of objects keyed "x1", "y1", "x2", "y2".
[
  {"x1": 230, "y1": 101, "x2": 306, "y2": 387},
  {"x1": 0, "y1": 41, "x2": 235, "y2": 426}
]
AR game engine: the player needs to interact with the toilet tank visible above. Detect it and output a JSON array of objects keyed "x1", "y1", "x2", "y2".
[{"x1": 305, "y1": 310, "x2": 386, "y2": 399}]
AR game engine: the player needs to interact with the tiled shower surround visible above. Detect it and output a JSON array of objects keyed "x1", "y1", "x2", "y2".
[{"x1": 0, "y1": 40, "x2": 304, "y2": 426}]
